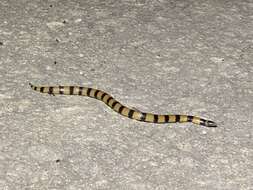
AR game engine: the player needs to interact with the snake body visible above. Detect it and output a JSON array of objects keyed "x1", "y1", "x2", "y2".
[{"x1": 29, "y1": 83, "x2": 217, "y2": 127}]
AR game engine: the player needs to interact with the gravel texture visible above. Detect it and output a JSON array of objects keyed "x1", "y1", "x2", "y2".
[{"x1": 0, "y1": 0, "x2": 252, "y2": 189}]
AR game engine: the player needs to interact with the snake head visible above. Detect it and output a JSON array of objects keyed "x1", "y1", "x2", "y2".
[{"x1": 205, "y1": 120, "x2": 217, "y2": 127}]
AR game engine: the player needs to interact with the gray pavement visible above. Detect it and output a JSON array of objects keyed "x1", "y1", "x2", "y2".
[{"x1": 0, "y1": 0, "x2": 252, "y2": 189}]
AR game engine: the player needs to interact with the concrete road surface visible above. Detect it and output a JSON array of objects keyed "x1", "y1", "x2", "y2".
[{"x1": 0, "y1": 0, "x2": 252, "y2": 189}]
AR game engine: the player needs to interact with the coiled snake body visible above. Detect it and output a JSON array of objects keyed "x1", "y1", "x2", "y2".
[{"x1": 29, "y1": 83, "x2": 217, "y2": 127}]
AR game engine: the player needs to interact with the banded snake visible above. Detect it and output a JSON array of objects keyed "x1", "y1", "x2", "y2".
[{"x1": 29, "y1": 83, "x2": 217, "y2": 127}]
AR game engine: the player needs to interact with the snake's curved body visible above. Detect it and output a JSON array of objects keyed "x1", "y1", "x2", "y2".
[{"x1": 29, "y1": 83, "x2": 217, "y2": 127}]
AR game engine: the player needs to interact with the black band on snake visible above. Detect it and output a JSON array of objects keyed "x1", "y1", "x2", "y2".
[{"x1": 29, "y1": 83, "x2": 217, "y2": 127}]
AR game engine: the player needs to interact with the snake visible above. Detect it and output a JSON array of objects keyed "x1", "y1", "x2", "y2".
[{"x1": 29, "y1": 83, "x2": 217, "y2": 127}]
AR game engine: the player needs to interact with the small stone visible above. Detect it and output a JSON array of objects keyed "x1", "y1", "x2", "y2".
[{"x1": 74, "y1": 18, "x2": 82, "y2": 23}]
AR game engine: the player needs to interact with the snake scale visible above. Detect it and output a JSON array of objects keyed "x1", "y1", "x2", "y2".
[{"x1": 29, "y1": 83, "x2": 217, "y2": 127}]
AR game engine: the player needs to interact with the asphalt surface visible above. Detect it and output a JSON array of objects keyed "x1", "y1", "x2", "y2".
[{"x1": 0, "y1": 0, "x2": 252, "y2": 189}]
